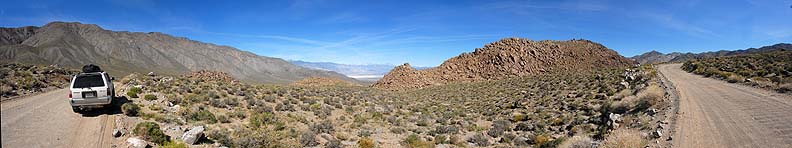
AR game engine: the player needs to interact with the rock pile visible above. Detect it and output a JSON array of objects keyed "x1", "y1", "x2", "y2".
[{"x1": 373, "y1": 38, "x2": 636, "y2": 90}]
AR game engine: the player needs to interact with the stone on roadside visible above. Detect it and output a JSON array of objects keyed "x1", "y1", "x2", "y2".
[
  {"x1": 126, "y1": 137, "x2": 148, "y2": 148},
  {"x1": 112, "y1": 128, "x2": 123, "y2": 137}
]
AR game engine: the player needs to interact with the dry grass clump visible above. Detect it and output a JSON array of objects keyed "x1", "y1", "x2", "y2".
[
  {"x1": 358, "y1": 137, "x2": 376, "y2": 148},
  {"x1": 558, "y1": 135, "x2": 593, "y2": 148},
  {"x1": 601, "y1": 128, "x2": 646, "y2": 148}
]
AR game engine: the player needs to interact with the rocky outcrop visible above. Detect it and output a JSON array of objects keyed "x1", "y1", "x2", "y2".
[
  {"x1": 0, "y1": 26, "x2": 38, "y2": 46},
  {"x1": 373, "y1": 38, "x2": 636, "y2": 90},
  {"x1": 0, "y1": 22, "x2": 354, "y2": 84}
]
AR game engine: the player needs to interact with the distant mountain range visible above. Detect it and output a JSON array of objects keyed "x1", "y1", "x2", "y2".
[
  {"x1": 290, "y1": 60, "x2": 430, "y2": 81},
  {"x1": 0, "y1": 22, "x2": 354, "y2": 84},
  {"x1": 373, "y1": 38, "x2": 637, "y2": 90},
  {"x1": 630, "y1": 43, "x2": 792, "y2": 64}
]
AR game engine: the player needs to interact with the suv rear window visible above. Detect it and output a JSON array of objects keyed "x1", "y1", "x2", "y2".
[{"x1": 73, "y1": 74, "x2": 105, "y2": 88}]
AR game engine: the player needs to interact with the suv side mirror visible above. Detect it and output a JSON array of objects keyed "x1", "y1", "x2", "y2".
[{"x1": 111, "y1": 77, "x2": 115, "y2": 81}]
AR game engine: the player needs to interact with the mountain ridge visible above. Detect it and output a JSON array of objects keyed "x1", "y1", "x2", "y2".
[
  {"x1": 630, "y1": 43, "x2": 792, "y2": 64},
  {"x1": 0, "y1": 21, "x2": 354, "y2": 84}
]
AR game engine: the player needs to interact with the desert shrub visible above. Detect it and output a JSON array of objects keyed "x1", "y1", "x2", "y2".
[
  {"x1": 224, "y1": 97, "x2": 239, "y2": 107},
  {"x1": 310, "y1": 120, "x2": 335, "y2": 134},
  {"x1": 206, "y1": 128, "x2": 232, "y2": 146},
  {"x1": 403, "y1": 134, "x2": 434, "y2": 148},
  {"x1": 558, "y1": 135, "x2": 593, "y2": 148},
  {"x1": 432, "y1": 125, "x2": 459, "y2": 135},
  {"x1": 149, "y1": 104, "x2": 163, "y2": 111},
  {"x1": 300, "y1": 131, "x2": 319, "y2": 147},
  {"x1": 514, "y1": 122, "x2": 534, "y2": 131},
  {"x1": 144, "y1": 94, "x2": 158, "y2": 101},
  {"x1": 249, "y1": 112, "x2": 276, "y2": 127},
  {"x1": 121, "y1": 103, "x2": 140, "y2": 116},
  {"x1": 275, "y1": 102, "x2": 295, "y2": 111},
  {"x1": 358, "y1": 137, "x2": 376, "y2": 148},
  {"x1": 230, "y1": 108, "x2": 248, "y2": 119},
  {"x1": 126, "y1": 91, "x2": 139, "y2": 98},
  {"x1": 435, "y1": 134, "x2": 449, "y2": 144},
  {"x1": 539, "y1": 137, "x2": 565, "y2": 148},
  {"x1": 188, "y1": 109, "x2": 217, "y2": 123},
  {"x1": 326, "y1": 139, "x2": 342, "y2": 148},
  {"x1": 130, "y1": 87, "x2": 143, "y2": 94},
  {"x1": 513, "y1": 113, "x2": 528, "y2": 122},
  {"x1": 534, "y1": 134, "x2": 551, "y2": 147},
  {"x1": 487, "y1": 119, "x2": 511, "y2": 137},
  {"x1": 263, "y1": 95, "x2": 277, "y2": 102},
  {"x1": 209, "y1": 98, "x2": 226, "y2": 108},
  {"x1": 727, "y1": 74, "x2": 745, "y2": 83},
  {"x1": 468, "y1": 133, "x2": 490, "y2": 146},
  {"x1": 416, "y1": 117, "x2": 430, "y2": 126},
  {"x1": 601, "y1": 129, "x2": 646, "y2": 148},
  {"x1": 217, "y1": 114, "x2": 230, "y2": 123},
  {"x1": 162, "y1": 140, "x2": 188, "y2": 148},
  {"x1": 133, "y1": 122, "x2": 169, "y2": 145}
]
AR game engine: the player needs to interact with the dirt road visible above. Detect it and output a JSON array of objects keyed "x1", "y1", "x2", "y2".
[
  {"x1": 1, "y1": 88, "x2": 116, "y2": 148},
  {"x1": 658, "y1": 64, "x2": 792, "y2": 147}
]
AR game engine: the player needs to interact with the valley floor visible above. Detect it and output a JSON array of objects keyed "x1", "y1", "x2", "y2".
[{"x1": 659, "y1": 64, "x2": 792, "y2": 147}]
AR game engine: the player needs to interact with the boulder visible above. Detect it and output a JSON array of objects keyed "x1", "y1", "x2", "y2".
[
  {"x1": 609, "y1": 113, "x2": 623, "y2": 123},
  {"x1": 126, "y1": 137, "x2": 148, "y2": 148},
  {"x1": 653, "y1": 130, "x2": 663, "y2": 138},
  {"x1": 181, "y1": 126, "x2": 205, "y2": 144},
  {"x1": 112, "y1": 128, "x2": 124, "y2": 137}
]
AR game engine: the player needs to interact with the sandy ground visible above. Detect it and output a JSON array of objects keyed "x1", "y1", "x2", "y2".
[
  {"x1": 659, "y1": 64, "x2": 792, "y2": 148},
  {"x1": 1, "y1": 88, "x2": 117, "y2": 148}
]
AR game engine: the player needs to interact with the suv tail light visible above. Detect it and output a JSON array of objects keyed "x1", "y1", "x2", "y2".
[
  {"x1": 107, "y1": 88, "x2": 112, "y2": 96},
  {"x1": 68, "y1": 90, "x2": 72, "y2": 98}
]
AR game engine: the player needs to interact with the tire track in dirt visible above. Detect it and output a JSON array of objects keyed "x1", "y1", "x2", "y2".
[{"x1": 1, "y1": 88, "x2": 117, "y2": 148}]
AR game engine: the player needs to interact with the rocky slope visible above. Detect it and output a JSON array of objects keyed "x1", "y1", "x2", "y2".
[
  {"x1": 373, "y1": 38, "x2": 636, "y2": 90},
  {"x1": 0, "y1": 22, "x2": 353, "y2": 84},
  {"x1": 630, "y1": 43, "x2": 792, "y2": 64}
]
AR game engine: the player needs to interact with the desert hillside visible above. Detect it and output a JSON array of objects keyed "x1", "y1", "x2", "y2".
[
  {"x1": 373, "y1": 38, "x2": 636, "y2": 90},
  {"x1": 0, "y1": 22, "x2": 354, "y2": 84}
]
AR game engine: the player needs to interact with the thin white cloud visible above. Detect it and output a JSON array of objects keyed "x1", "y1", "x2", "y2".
[{"x1": 642, "y1": 12, "x2": 719, "y2": 38}]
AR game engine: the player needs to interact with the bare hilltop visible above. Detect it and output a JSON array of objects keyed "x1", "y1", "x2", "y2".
[{"x1": 373, "y1": 38, "x2": 636, "y2": 90}]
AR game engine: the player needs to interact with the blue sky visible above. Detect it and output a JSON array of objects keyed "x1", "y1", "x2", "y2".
[{"x1": 2, "y1": 0, "x2": 790, "y2": 67}]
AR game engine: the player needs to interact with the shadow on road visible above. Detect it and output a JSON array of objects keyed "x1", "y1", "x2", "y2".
[{"x1": 78, "y1": 96, "x2": 129, "y2": 117}]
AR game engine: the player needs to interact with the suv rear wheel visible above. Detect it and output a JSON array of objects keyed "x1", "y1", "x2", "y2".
[{"x1": 72, "y1": 106, "x2": 80, "y2": 113}]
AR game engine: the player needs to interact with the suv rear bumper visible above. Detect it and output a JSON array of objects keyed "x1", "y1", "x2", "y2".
[{"x1": 70, "y1": 96, "x2": 112, "y2": 107}]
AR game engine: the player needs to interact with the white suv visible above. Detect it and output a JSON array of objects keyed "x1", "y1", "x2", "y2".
[{"x1": 69, "y1": 72, "x2": 114, "y2": 112}]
